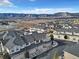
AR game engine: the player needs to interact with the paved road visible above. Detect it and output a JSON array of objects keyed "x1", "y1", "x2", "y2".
[{"x1": 36, "y1": 40, "x2": 76, "y2": 59}]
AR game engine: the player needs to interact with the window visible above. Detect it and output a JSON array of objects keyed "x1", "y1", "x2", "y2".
[
  {"x1": 16, "y1": 48, "x2": 19, "y2": 50},
  {"x1": 58, "y1": 36, "x2": 60, "y2": 38},
  {"x1": 73, "y1": 38, "x2": 76, "y2": 40},
  {"x1": 11, "y1": 50, "x2": 14, "y2": 52}
]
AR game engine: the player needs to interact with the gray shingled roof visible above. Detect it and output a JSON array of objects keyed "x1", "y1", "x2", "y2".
[
  {"x1": 3, "y1": 31, "x2": 15, "y2": 45},
  {"x1": 24, "y1": 34, "x2": 35, "y2": 43},
  {"x1": 64, "y1": 44, "x2": 79, "y2": 57},
  {"x1": 4, "y1": 30, "x2": 48, "y2": 50},
  {"x1": 4, "y1": 31, "x2": 26, "y2": 50},
  {"x1": 13, "y1": 37, "x2": 25, "y2": 46},
  {"x1": 32, "y1": 32, "x2": 46, "y2": 40},
  {"x1": 0, "y1": 32, "x2": 6, "y2": 40},
  {"x1": 23, "y1": 32, "x2": 47, "y2": 43}
]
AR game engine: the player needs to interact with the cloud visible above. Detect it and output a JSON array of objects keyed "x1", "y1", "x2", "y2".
[
  {"x1": 21, "y1": 8, "x2": 78, "y2": 14},
  {"x1": 0, "y1": 8, "x2": 78, "y2": 14},
  {"x1": 0, "y1": 0, "x2": 14, "y2": 7}
]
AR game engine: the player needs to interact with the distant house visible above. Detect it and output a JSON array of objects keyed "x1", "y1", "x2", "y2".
[{"x1": 53, "y1": 28, "x2": 79, "y2": 42}]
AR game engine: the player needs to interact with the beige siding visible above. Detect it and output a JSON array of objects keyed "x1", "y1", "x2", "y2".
[
  {"x1": 64, "y1": 51, "x2": 79, "y2": 59},
  {"x1": 54, "y1": 34, "x2": 79, "y2": 42}
]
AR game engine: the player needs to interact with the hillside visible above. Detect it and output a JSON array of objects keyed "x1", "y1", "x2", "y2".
[{"x1": 0, "y1": 12, "x2": 79, "y2": 20}]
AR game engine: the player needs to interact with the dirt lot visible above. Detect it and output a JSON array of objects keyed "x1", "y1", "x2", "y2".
[{"x1": 16, "y1": 20, "x2": 51, "y2": 29}]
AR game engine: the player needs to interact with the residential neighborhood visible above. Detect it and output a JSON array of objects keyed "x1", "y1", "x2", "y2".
[{"x1": 0, "y1": 0, "x2": 79, "y2": 59}]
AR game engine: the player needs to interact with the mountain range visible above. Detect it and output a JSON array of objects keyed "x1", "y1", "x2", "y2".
[{"x1": 0, "y1": 12, "x2": 79, "y2": 19}]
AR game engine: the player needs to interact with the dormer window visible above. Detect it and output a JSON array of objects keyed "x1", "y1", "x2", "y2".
[
  {"x1": 73, "y1": 38, "x2": 76, "y2": 40},
  {"x1": 11, "y1": 50, "x2": 14, "y2": 52}
]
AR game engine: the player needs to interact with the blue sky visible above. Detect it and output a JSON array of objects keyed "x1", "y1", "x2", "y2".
[{"x1": 0, "y1": 0, "x2": 79, "y2": 14}]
